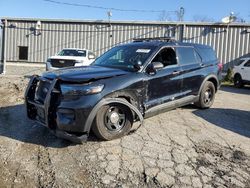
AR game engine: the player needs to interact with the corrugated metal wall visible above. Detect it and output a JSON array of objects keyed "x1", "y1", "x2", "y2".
[
  {"x1": 4, "y1": 20, "x2": 175, "y2": 63},
  {"x1": 184, "y1": 24, "x2": 250, "y2": 67},
  {"x1": 2, "y1": 18, "x2": 250, "y2": 68}
]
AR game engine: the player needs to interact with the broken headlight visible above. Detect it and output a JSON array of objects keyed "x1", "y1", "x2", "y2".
[{"x1": 60, "y1": 83, "x2": 104, "y2": 96}]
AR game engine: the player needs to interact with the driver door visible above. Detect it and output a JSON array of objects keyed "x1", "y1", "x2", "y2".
[{"x1": 144, "y1": 47, "x2": 183, "y2": 113}]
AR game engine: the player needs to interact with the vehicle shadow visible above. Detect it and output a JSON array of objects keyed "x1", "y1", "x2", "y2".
[
  {"x1": 0, "y1": 104, "x2": 69, "y2": 148},
  {"x1": 0, "y1": 104, "x2": 98, "y2": 147},
  {"x1": 192, "y1": 107, "x2": 250, "y2": 138},
  {"x1": 220, "y1": 85, "x2": 250, "y2": 95}
]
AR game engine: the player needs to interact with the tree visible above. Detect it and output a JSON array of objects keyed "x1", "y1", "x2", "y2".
[
  {"x1": 158, "y1": 11, "x2": 172, "y2": 21},
  {"x1": 193, "y1": 15, "x2": 215, "y2": 22}
]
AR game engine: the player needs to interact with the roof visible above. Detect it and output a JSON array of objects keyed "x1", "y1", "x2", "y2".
[
  {"x1": 241, "y1": 57, "x2": 250, "y2": 60},
  {"x1": 122, "y1": 38, "x2": 212, "y2": 49},
  {"x1": 1, "y1": 17, "x2": 250, "y2": 27},
  {"x1": 62, "y1": 48, "x2": 87, "y2": 51}
]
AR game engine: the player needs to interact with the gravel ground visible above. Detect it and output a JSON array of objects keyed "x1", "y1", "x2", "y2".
[{"x1": 0, "y1": 75, "x2": 250, "y2": 188}]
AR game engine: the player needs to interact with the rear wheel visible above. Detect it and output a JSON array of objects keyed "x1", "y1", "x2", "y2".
[
  {"x1": 234, "y1": 74, "x2": 243, "y2": 88},
  {"x1": 195, "y1": 81, "x2": 215, "y2": 109},
  {"x1": 92, "y1": 103, "x2": 133, "y2": 140}
]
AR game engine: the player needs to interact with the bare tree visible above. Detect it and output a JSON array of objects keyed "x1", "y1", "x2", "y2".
[
  {"x1": 158, "y1": 11, "x2": 172, "y2": 21},
  {"x1": 193, "y1": 15, "x2": 215, "y2": 22}
]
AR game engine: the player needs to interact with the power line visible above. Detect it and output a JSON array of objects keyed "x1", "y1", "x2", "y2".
[
  {"x1": 18, "y1": 26, "x2": 165, "y2": 75},
  {"x1": 13, "y1": 26, "x2": 164, "y2": 33},
  {"x1": 42, "y1": 0, "x2": 175, "y2": 13},
  {"x1": 7, "y1": 27, "x2": 164, "y2": 59}
]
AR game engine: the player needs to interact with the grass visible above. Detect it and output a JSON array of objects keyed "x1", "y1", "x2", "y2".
[{"x1": 221, "y1": 81, "x2": 234, "y2": 87}]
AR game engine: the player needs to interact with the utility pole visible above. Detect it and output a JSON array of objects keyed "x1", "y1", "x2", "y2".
[
  {"x1": 107, "y1": 11, "x2": 112, "y2": 27},
  {"x1": 177, "y1": 7, "x2": 185, "y2": 42},
  {"x1": 0, "y1": 19, "x2": 7, "y2": 74},
  {"x1": 179, "y1": 7, "x2": 185, "y2": 21}
]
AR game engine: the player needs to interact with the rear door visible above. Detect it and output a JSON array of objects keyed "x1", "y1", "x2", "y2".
[{"x1": 175, "y1": 46, "x2": 203, "y2": 96}]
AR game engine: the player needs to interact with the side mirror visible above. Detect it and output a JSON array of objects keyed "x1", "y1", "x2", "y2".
[
  {"x1": 146, "y1": 62, "x2": 164, "y2": 75},
  {"x1": 133, "y1": 61, "x2": 143, "y2": 71},
  {"x1": 88, "y1": 54, "x2": 95, "y2": 60},
  {"x1": 152, "y1": 61, "x2": 164, "y2": 70}
]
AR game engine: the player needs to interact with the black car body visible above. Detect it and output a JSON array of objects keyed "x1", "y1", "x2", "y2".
[{"x1": 25, "y1": 38, "x2": 222, "y2": 143}]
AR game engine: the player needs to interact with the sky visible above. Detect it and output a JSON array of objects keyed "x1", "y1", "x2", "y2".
[{"x1": 0, "y1": 0, "x2": 249, "y2": 22}]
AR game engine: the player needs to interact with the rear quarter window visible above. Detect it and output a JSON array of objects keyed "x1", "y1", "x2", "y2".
[
  {"x1": 176, "y1": 47, "x2": 201, "y2": 65},
  {"x1": 195, "y1": 47, "x2": 217, "y2": 63}
]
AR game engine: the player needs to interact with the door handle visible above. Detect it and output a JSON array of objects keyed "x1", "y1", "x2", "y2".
[
  {"x1": 241, "y1": 67, "x2": 244, "y2": 70},
  {"x1": 172, "y1": 70, "x2": 180, "y2": 75},
  {"x1": 200, "y1": 63, "x2": 205, "y2": 68}
]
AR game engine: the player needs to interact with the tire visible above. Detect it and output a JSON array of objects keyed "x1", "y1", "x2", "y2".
[
  {"x1": 92, "y1": 103, "x2": 133, "y2": 140},
  {"x1": 234, "y1": 74, "x2": 243, "y2": 88},
  {"x1": 195, "y1": 81, "x2": 215, "y2": 109}
]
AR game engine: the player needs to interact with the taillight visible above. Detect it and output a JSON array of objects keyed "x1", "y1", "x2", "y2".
[{"x1": 218, "y1": 62, "x2": 223, "y2": 71}]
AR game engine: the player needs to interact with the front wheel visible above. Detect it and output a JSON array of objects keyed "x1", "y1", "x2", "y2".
[
  {"x1": 92, "y1": 104, "x2": 133, "y2": 140},
  {"x1": 195, "y1": 81, "x2": 215, "y2": 109},
  {"x1": 234, "y1": 74, "x2": 243, "y2": 88}
]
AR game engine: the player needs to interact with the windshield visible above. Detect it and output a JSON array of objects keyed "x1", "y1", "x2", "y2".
[
  {"x1": 58, "y1": 49, "x2": 86, "y2": 57},
  {"x1": 92, "y1": 45, "x2": 156, "y2": 71}
]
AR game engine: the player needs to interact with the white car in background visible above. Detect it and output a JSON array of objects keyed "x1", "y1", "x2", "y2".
[
  {"x1": 233, "y1": 57, "x2": 250, "y2": 87},
  {"x1": 46, "y1": 48, "x2": 96, "y2": 71}
]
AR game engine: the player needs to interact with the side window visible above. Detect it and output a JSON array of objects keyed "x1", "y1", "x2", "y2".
[
  {"x1": 194, "y1": 50, "x2": 202, "y2": 62},
  {"x1": 244, "y1": 60, "x2": 250, "y2": 67},
  {"x1": 176, "y1": 47, "x2": 199, "y2": 65},
  {"x1": 152, "y1": 48, "x2": 177, "y2": 67},
  {"x1": 235, "y1": 59, "x2": 245, "y2": 66}
]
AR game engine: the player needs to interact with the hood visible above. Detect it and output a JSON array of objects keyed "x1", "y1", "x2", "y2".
[
  {"x1": 48, "y1": 56, "x2": 87, "y2": 61},
  {"x1": 43, "y1": 65, "x2": 130, "y2": 82}
]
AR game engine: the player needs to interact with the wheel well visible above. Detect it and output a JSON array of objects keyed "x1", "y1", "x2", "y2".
[
  {"x1": 234, "y1": 73, "x2": 241, "y2": 79},
  {"x1": 118, "y1": 96, "x2": 132, "y2": 104},
  {"x1": 207, "y1": 77, "x2": 218, "y2": 92},
  {"x1": 104, "y1": 93, "x2": 139, "y2": 117},
  {"x1": 117, "y1": 96, "x2": 137, "y2": 118},
  {"x1": 105, "y1": 92, "x2": 138, "y2": 107}
]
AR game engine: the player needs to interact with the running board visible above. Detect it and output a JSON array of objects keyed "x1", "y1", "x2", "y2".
[{"x1": 144, "y1": 95, "x2": 197, "y2": 118}]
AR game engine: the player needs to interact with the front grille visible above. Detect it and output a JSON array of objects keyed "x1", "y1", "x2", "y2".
[
  {"x1": 35, "y1": 80, "x2": 51, "y2": 103},
  {"x1": 50, "y1": 59, "x2": 76, "y2": 68}
]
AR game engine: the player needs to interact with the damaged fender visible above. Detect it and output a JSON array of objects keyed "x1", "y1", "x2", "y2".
[{"x1": 84, "y1": 98, "x2": 144, "y2": 134}]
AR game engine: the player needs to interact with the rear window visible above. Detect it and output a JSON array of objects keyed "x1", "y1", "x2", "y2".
[{"x1": 195, "y1": 47, "x2": 217, "y2": 62}]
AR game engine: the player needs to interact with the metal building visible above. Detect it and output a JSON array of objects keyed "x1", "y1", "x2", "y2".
[{"x1": 1, "y1": 17, "x2": 250, "y2": 73}]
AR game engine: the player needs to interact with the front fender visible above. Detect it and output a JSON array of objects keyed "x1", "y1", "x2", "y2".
[{"x1": 83, "y1": 98, "x2": 144, "y2": 133}]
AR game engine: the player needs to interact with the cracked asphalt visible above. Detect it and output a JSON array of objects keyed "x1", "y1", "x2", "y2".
[{"x1": 0, "y1": 76, "x2": 250, "y2": 188}]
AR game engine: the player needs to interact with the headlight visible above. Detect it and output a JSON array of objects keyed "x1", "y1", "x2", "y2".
[
  {"x1": 75, "y1": 60, "x2": 84, "y2": 64},
  {"x1": 61, "y1": 83, "x2": 104, "y2": 96}
]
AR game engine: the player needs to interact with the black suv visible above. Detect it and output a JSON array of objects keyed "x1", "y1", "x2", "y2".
[{"x1": 25, "y1": 37, "x2": 222, "y2": 143}]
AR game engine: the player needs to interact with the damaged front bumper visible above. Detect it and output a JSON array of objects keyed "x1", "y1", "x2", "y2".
[{"x1": 25, "y1": 75, "x2": 88, "y2": 144}]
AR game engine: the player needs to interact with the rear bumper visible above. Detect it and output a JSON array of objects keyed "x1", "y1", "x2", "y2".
[{"x1": 25, "y1": 75, "x2": 90, "y2": 143}]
